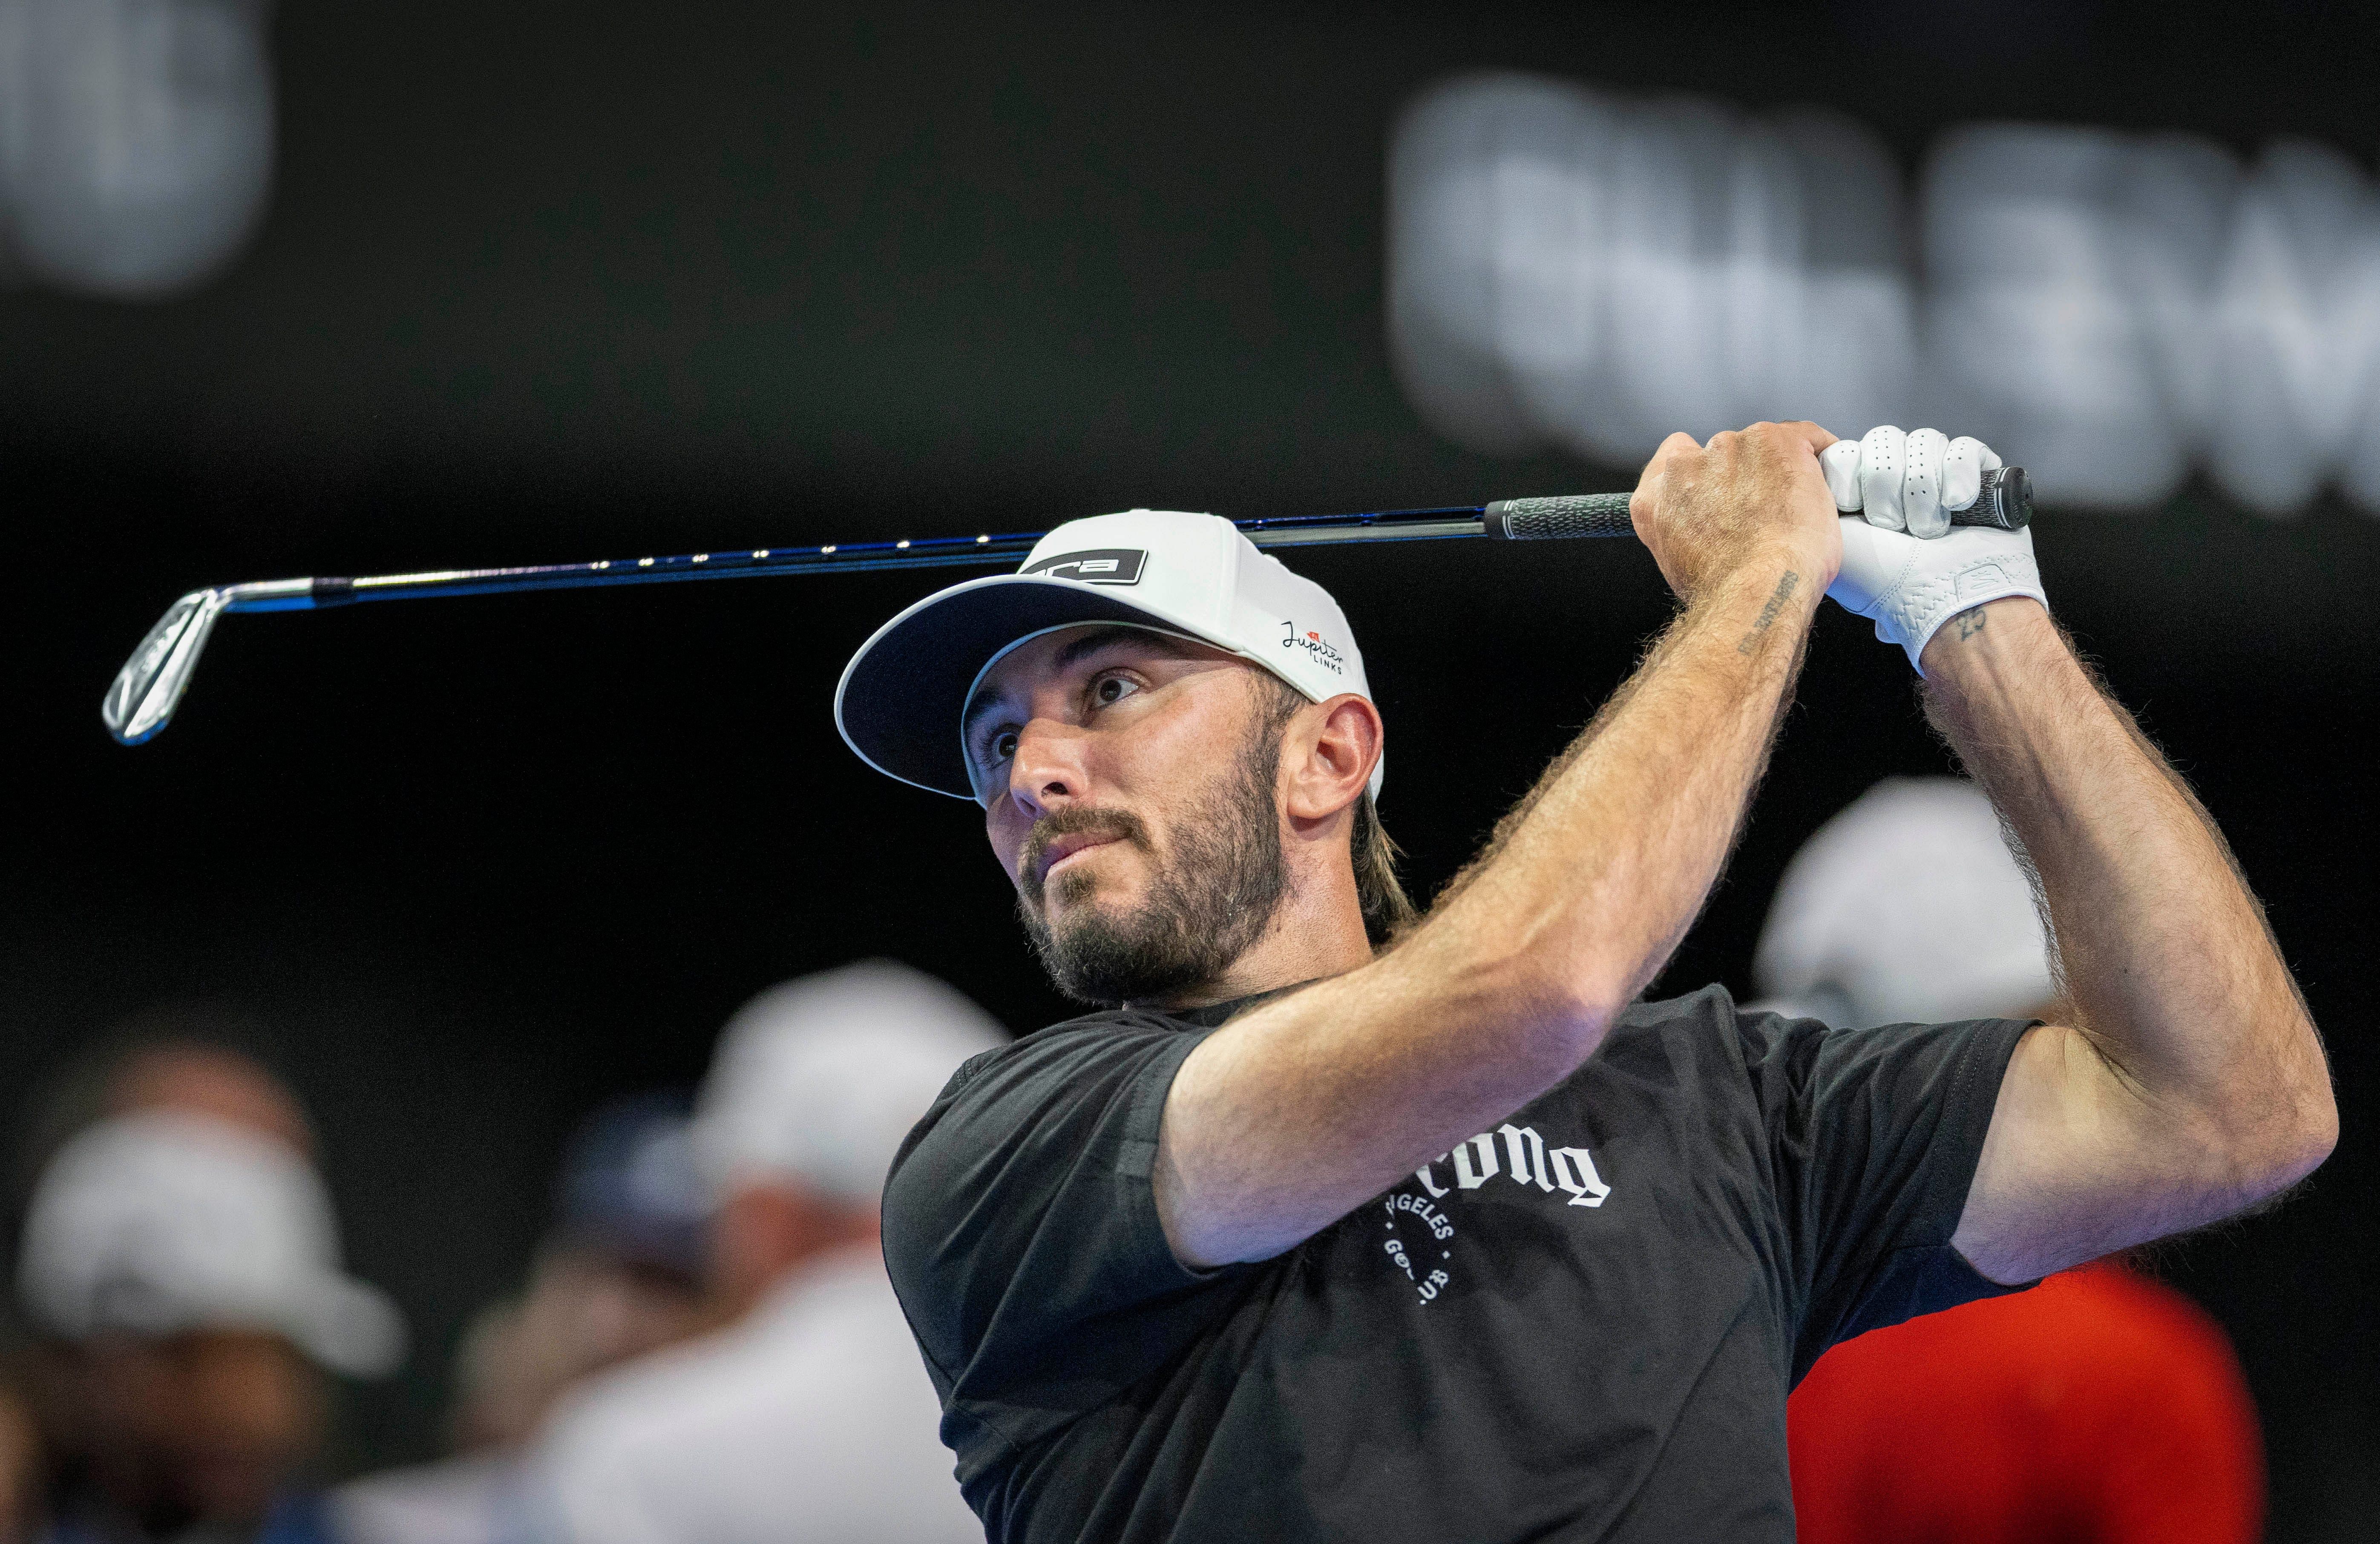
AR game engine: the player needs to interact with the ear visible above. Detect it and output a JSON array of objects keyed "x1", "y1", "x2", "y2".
[{"x1": 1281, "y1": 693, "x2": 1382, "y2": 826}]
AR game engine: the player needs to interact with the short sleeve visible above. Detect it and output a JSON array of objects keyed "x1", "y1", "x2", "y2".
[
  {"x1": 1740, "y1": 1010, "x2": 2037, "y2": 1382},
  {"x1": 880, "y1": 1017, "x2": 1247, "y2": 1473}
]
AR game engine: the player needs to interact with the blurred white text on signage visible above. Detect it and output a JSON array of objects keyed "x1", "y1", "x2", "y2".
[{"x1": 1390, "y1": 73, "x2": 2380, "y2": 516}]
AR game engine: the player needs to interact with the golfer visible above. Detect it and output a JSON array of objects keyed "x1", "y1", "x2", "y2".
[{"x1": 833, "y1": 422, "x2": 2334, "y2": 1542}]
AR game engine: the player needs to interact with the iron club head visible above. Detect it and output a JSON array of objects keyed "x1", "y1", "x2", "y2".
[{"x1": 103, "y1": 589, "x2": 230, "y2": 745}]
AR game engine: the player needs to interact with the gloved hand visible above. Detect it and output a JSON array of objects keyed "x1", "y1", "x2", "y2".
[{"x1": 1819, "y1": 426, "x2": 2048, "y2": 674}]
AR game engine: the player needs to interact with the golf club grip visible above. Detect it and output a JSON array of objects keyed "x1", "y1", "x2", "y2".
[
  {"x1": 1481, "y1": 493, "x2": 1632, "y2": 540},
  {"x1": 1485, "y1": 465, "x2": 2033, "y2": 542}
]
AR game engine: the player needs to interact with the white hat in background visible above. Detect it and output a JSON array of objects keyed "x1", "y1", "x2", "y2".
[
  {"x1": 1753, "y1": 777, "x2": 2055, "y2": 1028},
  {"x1": 17, "y1": 1110, "x2": 406, "y2": 1377},
  {"x1": 691, "y1": 962, "x2": 1007, "y2": 1205},
  {"x1": 836, "y1": 509, "x2": 1383, "y2": 800}
]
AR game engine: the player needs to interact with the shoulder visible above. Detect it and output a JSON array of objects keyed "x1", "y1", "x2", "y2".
[
  {"x1": 881, "y1": 1009, "x2": 1209, "y2": 1266},
  {"x1": 1591, "y1": 989, "x2": 2030, "y2": 1149},
  {"x1": 1610, "y1": 982, "x2": 1756, "y2": 1037},
  {"x1": 937, "y1": 1008, "x2": 1194, "y2": 1088},
  {"x1": 1608, "y1": 981, "x2": 1812, "y2": 1041},
  {"x1": 1611, "y1": 985, "x2": 2030, "y2": 1087},
  {"x1": 895, "y1": 1009, "x2": 1206, "y2": 1152},
  {"x1": 1597, "y1": 983, "x2": 1814, "y2": 1083}
]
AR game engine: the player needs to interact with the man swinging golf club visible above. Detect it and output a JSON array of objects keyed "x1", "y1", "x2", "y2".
[{"x1": 834, "y1": 422, "x2": 2335, "y2": 1544}]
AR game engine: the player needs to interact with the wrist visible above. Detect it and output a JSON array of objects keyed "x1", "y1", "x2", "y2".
[
  {"x1": 1744, "y1": 529, "x2": 1840, "y2": 591},
  {"x1": 1918, "y1": 595, "x2": 2057, "y2": 685},
  {"x1": 1694, "y1": 559, "x2": 1821, "y2": 659},
  {"x1": 1697, "y1": 534, "x2": 1831, "y2": 604},
  {"x1": 1828, "y1": 518, "x2": 2049, "y2": 676}
]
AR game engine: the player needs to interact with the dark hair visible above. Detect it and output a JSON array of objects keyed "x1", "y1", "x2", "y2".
[
  {"x1": 1348, "y1": 787, "x2": 1417, "y2": 946},
  {"x1": 1249, "y1": 674, "x2": 1416, "y2": 948}
]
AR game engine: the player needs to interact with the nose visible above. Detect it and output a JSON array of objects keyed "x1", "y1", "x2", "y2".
[{"x1": 1004, "y1": 717, "x2": 1087, "y2": 822}]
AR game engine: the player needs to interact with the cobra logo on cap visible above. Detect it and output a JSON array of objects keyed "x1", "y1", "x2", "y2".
[{"x1": 1024, "y1": 549, "x2": 1147, "y2": 585}]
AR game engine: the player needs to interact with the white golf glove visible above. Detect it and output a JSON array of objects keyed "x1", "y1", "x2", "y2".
[{"x1": 1820, "y1": 426, "x2": 2047, "y2": 674}]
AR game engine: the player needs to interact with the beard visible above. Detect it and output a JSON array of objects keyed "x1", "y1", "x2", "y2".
[{"x1": 1016, "y1": 723, "x2": 1289, "y2": 1006}]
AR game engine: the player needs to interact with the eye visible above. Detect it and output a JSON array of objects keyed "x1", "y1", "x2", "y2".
[
  {"x1": 1090, "y1": 672, "x2": 1142, "y2": 709},
  {"x1": 972, "y1": 724, "x2": 1019, "y2": 771}
]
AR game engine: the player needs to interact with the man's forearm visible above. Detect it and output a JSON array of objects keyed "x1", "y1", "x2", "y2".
[
  {"x1": 1420, "y1": 558, "x2": 1818, "y2": 1032},
  {"x1": 1927, "y1": 600, "x2": 2334, "y2": 1267}
]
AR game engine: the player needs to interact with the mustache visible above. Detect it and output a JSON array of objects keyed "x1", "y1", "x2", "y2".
[{"x1": 1017, "y1": 806, "x2": 1149, "y2": 904}]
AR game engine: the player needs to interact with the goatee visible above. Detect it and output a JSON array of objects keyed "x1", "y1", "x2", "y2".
[{"x1": 1017, "y1": 726, "x2": 1289, "y2": 1005}]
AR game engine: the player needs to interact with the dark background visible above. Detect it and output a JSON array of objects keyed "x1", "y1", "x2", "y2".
[{"x1": 3, "y1": 2, "x2": 2373, "y2": 1537}]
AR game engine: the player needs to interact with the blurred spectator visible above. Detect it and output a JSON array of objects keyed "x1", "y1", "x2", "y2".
[
  {"x1": 334, "y1": 1094, "x2": 712, "y2": 1544},
  {"x1": 1751, "y1": 775, "x2": 2052, "y2": 1032},
  {"x1": 446, "y1": 1093, "x2": 713, "y2": 1454},
  {"x1": 0, "y1": 1030, "x2": 324, "y2": 1544},
  {"x1": 528, "y1": 960, "x2": 1004, "y2": 1544},
  {"x1": 12, "y1": 1031, "x2": 318, "y2": 1210},
  {"x1": 14, "y1": 1108, "x2": 403, "y2": 1544},
  {"x1": 1764, "y1": 778, "x2": 2264, "y2": 1544}
]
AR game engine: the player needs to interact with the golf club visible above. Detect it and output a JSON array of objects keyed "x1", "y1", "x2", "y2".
[{"x1": 101, "y1": 468, "x2": 2033, "y2": 746}]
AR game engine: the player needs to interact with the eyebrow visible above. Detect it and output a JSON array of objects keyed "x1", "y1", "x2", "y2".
[{"x1": 961, "y1": 628, "x2": 1208, "y2": 741}]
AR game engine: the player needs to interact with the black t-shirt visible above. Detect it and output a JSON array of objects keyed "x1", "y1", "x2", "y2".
[{"x1": 882, "y1": 984, "x2": 2032, "y2": 1543}]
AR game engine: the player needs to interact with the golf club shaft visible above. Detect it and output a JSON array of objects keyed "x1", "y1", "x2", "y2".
[
  {"x1": 101, "y1": 472, "x2": 2032, "y2": 746},
  {"x1": 222, "y1": 501, "x2": 1562, "y2": 614},
  {"x1": 204, "y1": 469, "x2": 2029, "y2": 613}
]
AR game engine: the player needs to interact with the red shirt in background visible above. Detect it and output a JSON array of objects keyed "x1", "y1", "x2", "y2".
[{"x1": 1788, "y1": 1261, "x2": 2262, "y2": 1544}]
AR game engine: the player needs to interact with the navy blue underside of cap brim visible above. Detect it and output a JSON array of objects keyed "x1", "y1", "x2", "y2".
[{"x1": 840, "y1": 579, "x2": 1183, "y2": 798}]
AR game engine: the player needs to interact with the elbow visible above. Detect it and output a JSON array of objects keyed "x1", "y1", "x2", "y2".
[
  {"x1": 2271, "y1": 1011, "x2": 2338, "y2": 1190},
  {"x1": 2249, "y1": 1092, "x2": 2337, "y2": 1204},
  {"x1": 2239, "y1": 1106, "x2": 2336, "y2": 1214},
  {"x1": 1439, "y1": 945, "x2": 1622, "y2": 1084},
  {"x1": 2218, "y1": 1012, "x2": 2338, "y2": 1204},
  {"x1": 1510, "y1": 959, "x2": 1632, "y2": 1078},
  {"x1": 2274, "y1": 1069, "x2": 2339, "y2": 1190},
  {"x1": 1417, "y1": 880, "x2": 1641, "y2": 1074},
  {"x1": 1399, "y1": 898, "x2": 1634, "y2": 1085}
]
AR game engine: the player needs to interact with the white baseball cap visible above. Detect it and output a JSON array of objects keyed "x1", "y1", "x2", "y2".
[
  {"x1": 17, "y1": 1111, "x2": 406, "y2": 1377},
  {"x1": 835, "y1": 510, "x2": 1383, "y2": 800},
  {"x1": 691, "y1": 961, "x2": 1007, "y2": 1206},
  {"x1": 1753, "y1": 777, "x2": 2054, "y2": 1028}
]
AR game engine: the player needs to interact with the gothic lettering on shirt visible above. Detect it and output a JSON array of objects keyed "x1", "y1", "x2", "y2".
[{"x1": 1382, "y1": 1123, "x2": 1612, "y2": 1304}]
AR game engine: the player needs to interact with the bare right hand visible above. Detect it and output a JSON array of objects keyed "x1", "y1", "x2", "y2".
[{"x1": 1629, "y1": 421, "x2": 1845, "y2": 603}]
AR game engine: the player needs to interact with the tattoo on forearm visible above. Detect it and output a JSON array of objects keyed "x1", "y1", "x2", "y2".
[
  {"x1": 1956, "y1": 608, "x2": 1988, "y2": 642},
  {"x1": 1735, "y1": 571, "x2": 1802, "y2": 655}
]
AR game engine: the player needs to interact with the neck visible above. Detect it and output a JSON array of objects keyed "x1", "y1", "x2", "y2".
[{"x1": 1145, "y1": 832, "x2": 1374, "y2": 1011}]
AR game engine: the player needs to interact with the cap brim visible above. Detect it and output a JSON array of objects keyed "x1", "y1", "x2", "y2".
[{"x1": 836, "y1": 575, "x2": 1220, "y2": 799}]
